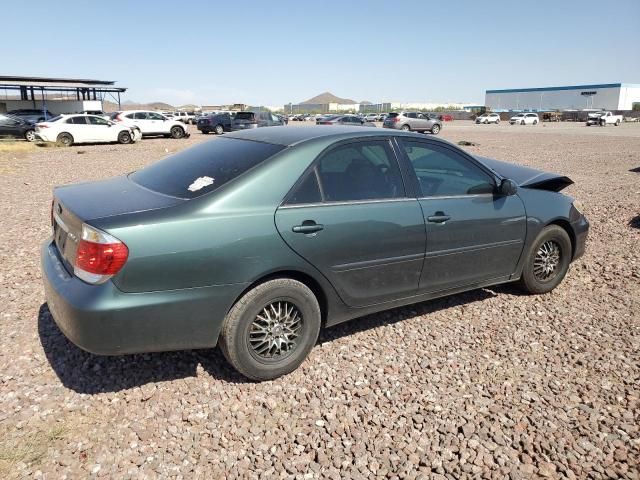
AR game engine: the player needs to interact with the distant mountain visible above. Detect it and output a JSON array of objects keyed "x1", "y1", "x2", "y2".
[
  {"x1": 103, "y1": 100, "x2": 175, "y2": 112},
  {"x1": 301, "y1": 92, "x2": 358, "y2": 105}
]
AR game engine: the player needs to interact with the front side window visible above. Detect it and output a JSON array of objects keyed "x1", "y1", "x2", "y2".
[
  {"x1": 400, "y1": 140, "x2": 495, "y2": 197},
  {"x1": 87, "y1": 116, "x2": 109, "y2": 125},
  {"x1": 312, "y1": 140, "x2": 404, "y2": 202}
]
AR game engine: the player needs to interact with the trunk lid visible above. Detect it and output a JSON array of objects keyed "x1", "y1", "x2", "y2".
[
  {"x1": 52, "y1": 175, "x2": 184, "y2": 270},
  {"x1": 474, "y1": 156, "x2": 574, "y2": 192}
]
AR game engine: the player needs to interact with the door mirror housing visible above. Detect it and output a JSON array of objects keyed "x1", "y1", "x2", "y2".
[{"x1": 498, "y1": 178, "x2": 518, "y2": 196}]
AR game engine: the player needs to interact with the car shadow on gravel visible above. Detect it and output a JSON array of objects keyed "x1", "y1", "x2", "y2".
[
  {"x1": 37, "y1": 304, "x2": 249, "y2": 394},
  {"x1": 318, "y1": 288, "x2": 497, "y2": 344},
  {"x1": 629, "y1": 215, "x2": 640, "y2": 229}
]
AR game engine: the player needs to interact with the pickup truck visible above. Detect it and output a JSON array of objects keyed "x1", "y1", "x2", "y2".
[{"x1": 586, "y1": 111, "x2": 623, "y2": 126}]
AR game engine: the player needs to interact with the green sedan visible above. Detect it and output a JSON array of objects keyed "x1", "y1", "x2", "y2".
[{"x1": 42, "y1": 126, "x2": 588, "y2": 380}]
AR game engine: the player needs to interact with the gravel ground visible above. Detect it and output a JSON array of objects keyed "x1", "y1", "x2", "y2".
[{"x1": 1, "y1": 122, "x2": 639, "y2": 479}]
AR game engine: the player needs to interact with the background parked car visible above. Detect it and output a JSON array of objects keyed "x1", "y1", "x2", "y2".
[
  {"x1": 439, "y1": 114, "x2": 454, "y2": 122},
  {"x1": 364, "y1": 113, "x2": 379, "y2": 122},
  {"x1": 510, "y1": 113, "x2": 539, "y2": 125},
  {"x1": 316, "y1": 115, "x2": 372, "y2": 126},
  {"x1": 35, "y1": 114, "x2": 141, "y2": 146},
  {"x1": 0, "y1": 114, "x2": 37, "y2": 141},
  {"x1": 110, "y1": 110, "x2": 189, "y2": 139},
  {"x1": 231, "y1": 111, "x2": 284, "y2": 130},
  {"x1": 198, "y1": 112, "x2": 233, "y2": 134},
  {"x1": 7, "y1": 108, "x2": 55, "y2": 123},
  {"x1": 476, "y1": 113, "x2": 501, "y2": 124},
  {"x1": 383, "y1": 112, "x2": 442, "y2": 134}
]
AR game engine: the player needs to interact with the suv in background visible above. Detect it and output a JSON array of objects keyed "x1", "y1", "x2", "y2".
[
  {"x1": 173, "y1": 111, "x2": 197, "y2": 124},
  {"x1": 198, "y1": 112, "x2": 234, "y2": 134},
  {"x1": 110, "y1": 110, "x2": 189, "y2": 138},
  {"x1": 510, "y1": 113, "x2": 539, "y2": 125},
  {"x1": 476, "y1": 113, "x2": 501, "y2": 124},
  {"x1": 382, "y1": 112, "x2": 442, "y2": 134},
  {"x1": 231, "y1": 111, "x2": 284, "y2": 130},
  {"x1": 7, "y1": 108, "x2": 55, "y2": 123}
]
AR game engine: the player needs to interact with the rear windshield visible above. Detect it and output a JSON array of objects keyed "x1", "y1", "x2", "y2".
[
  {"x1": 235, "y1": 112, "x2": 255, "y2": 121},
  {"x1": 131, "y1": 138, "x2": 285, "y2": 199},
  {"x1": 387, "y1": 113, "x2": 399, "y2": 118}
]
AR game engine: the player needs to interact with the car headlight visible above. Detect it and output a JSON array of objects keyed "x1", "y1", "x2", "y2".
[{"x1": 572, "y1": 200, "x2": 584, "y2": 215}]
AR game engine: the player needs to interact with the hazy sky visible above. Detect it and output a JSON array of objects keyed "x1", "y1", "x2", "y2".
[{"x1": 4, "y1": 0, "x2": 639, "y2": 106}]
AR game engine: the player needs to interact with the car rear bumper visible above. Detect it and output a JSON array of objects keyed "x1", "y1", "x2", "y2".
[{"x1": 41, "y1": 239, "x2": 248, "y2": 355}]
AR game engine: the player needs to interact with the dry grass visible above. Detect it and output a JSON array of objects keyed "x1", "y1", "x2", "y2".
[
  {"x1": 0, "y1": 141, "x2": 38, "y2": 154},
  {"x1": 0, "y1": 420, "x2": 74, "y2": 478}
]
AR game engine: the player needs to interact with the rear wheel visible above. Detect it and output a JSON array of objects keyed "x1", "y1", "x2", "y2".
[
  {"x1": 615, "y1": 120, "x2": 621, "y2": 126},
  {"x1": 214, "y1": 124, "x2": 224, "y2": 135},
  {"x1": 56, "y1": 133, "x2": 73, "y2": 147},
  {"x1": 518, "y1": 225, "x2": 572, "y2": 294},
  {"x1": 24, "y1": 129, "x2": 36, "y2": 142},
  {"x1": 170, "y1": 126, "x2": 185, "y2": 139},
  {"x1": 401, "y1": 124, "x2": 411, "y2": 131},
  {"x1": 117, "y1": 130, "x2": 132, "y2": 144},
  {"x1": 430, "y1": 124, "x2": 441, "y2": 135},
  {"x1": 219, "y1": 279, "x2": 321, "y2": 381}
]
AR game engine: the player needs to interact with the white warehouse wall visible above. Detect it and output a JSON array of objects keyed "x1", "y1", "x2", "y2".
[{"x1": 485, "y1": 84, "x2": 640, "y2": 111}]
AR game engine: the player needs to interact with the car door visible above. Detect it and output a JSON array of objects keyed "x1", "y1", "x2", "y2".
[
  {"x1": 0, "y1": 114, "x2": 18, "y2": 139},
  {"x1": 146, "y1": 112, "x2": 168, "y2": 133},
  {"x1": 275, "y1": 138, "x2": 426, "y2": 307},
  {"x1": 86, "y1": 115, "x2": 116, "y2": 142},
  {"x1": 65, "y1": 116, "x2": 91, "y2": 142},
  {"x1": 397, "y1": 138, "x2": 526, "y2": 293},
  {"x1": 405, "y1": 112, "x2": 418, "y2": 129}
]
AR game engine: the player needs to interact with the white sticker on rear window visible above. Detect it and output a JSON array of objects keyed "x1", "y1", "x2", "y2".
[{"x1": 188, "y1": 176, "x2": 214, "y2": 192}]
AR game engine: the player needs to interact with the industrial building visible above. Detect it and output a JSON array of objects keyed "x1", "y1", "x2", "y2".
[
  {"x1": 485, "y1": 83, "x2": 640, "y2": 112},
  {"x1": 0, "y1": 75, "x2": 127, "y2": 115}
]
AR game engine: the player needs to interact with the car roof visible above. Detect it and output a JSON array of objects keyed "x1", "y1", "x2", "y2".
[{"x1": 224, "y1": 125, "x2": 450, "y2": 147}]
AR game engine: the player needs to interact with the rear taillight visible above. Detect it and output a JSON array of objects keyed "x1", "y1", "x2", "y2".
[
  {"x1": 115, "y1": 114, "x2": 123, "y2": 122},
  {"x1": 36, "y1": 123, "x2": 49, "y2": 128},
  {"x1": 74, "y1": 224, "x2": 128, "y2": 284},
  {"x1": 392, "y1": 117, "x2": 399, "y2": 122}
]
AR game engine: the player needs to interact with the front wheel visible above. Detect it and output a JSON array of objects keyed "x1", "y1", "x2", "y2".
[
  {"x1": 219, "y1": 279, "x2": 321, "y2": 381},
  {"x1": 24, "y1": 129, "x2": 36, "y2": 142},
  {"x1": 214, "y1": 124, "x2": 224, "y2": 135},
  {"x1": 170, "y1": 126, "x2": 185, "y2": 139},
  {"x1": 496, "y1": 119, "x2": 500, "y2": 124},
  {"x1": 615, "y1": 120, "x2": 621, "y2": 126},
  {"x1": 533, "y1": 119, "x2": 538, "y2": 125},
  {"x1": 117, "y1": 130, "x2": 132, "y2": 144},
  {"x1": 518, "y1": 225, "x2": 572, "y2": 294},
  {"x1": 430, "y1": 124, "x2": 441, "y2": 135}
]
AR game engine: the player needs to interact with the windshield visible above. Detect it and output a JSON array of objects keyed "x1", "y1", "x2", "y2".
[{"x1": 131, "y1": 138, "x2": 285, "y2": 199}]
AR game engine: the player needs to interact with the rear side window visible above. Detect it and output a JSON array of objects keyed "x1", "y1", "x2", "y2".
[
  {"x1": 235, "y1": 112, "x2": 255, "y2": 121},
  {"x1": 308, "y1": 140, "x2": 404, "y2": 202},
  {"x1": 67, "y1": 116, "x2": 87, "y2": 124},
  {"x1": 131, "y1": 138, "x2": 285, "y2": 199}
]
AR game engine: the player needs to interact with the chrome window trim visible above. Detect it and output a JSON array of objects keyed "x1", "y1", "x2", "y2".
[
  {"x1": 279, "y1": 197, "x2": 417, "y2": 209},
  {"x1": 417, "y1": 193, "x2": 497, "y2": 201}
]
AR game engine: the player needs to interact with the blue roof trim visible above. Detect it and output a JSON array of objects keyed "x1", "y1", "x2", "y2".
[{"x1": 486, "y1": 83, "x2": 628, "y2": 94}]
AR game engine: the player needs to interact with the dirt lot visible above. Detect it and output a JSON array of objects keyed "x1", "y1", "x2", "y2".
[{"x1": 1, "y1": 122, "x2": 639, "y2": 479}]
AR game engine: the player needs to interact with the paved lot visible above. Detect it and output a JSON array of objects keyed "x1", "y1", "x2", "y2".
[{"x1": 1, "y1": 122, "x2": 639, "y2": 479}]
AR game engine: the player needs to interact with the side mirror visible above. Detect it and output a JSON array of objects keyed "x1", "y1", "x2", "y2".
[{"x1": 498, "y1": 178, "x2": 518, "y2": 196}]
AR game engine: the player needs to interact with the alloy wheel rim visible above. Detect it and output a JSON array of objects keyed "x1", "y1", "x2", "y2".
[
  {"x1": 26, "y1": 131, "x2": 35, "y2": 141},
  {"x1": 249, "y1": 301, "x2": 303, "y2": 360},
  {"x1": 533, "y1": 240, "x2": 561, "y2": 281}
]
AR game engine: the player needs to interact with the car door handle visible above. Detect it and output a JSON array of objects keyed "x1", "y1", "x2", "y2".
[
  {"x1": 427, "y1": 214, "x2": 451, "y2": 223},
  {"x1": 292, "y1": 221, "x2": 324, "y2": 234}
]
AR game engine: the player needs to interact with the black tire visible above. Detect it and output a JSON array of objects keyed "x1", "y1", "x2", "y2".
[
  {"x1": 214, "y1": 124, "x2": 224, "y2": 135},
  {"x1": 496, "y1": 119, "x2": 500, "y2": 124},
  {"x1": 518, "y1": 225, "x2": 572, "y2": 294},
  {"x1": 117, "y1": 130, "x2": 132, "y2": 144},
  {"x1": 533, "y1": 119, "x2": 538, "y2": 125},
  {"x1": 24, "y1": 129, "x2": 36, "y2": 142},
  {"x1": 401, "y1": 124, "x2": 411, "y2": 131},
  {"x1": 615, "y1": 120, "x2": 620, "y2": 126},
  {"x1": 201, "y1": 130, "x2": 209, "y2": 135},
  {"x1": 219, "y1": 278, "x2": 321, "y2": 381},
  {"x1": 431, "y1": 124, "x2": 441, "y2": 135},
  {"x1": 56, "y1": 133, "x2": 73, "y2": 147},
  {"x1": 170, "y1": 126, "x2": 185, "y2": 139}
]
